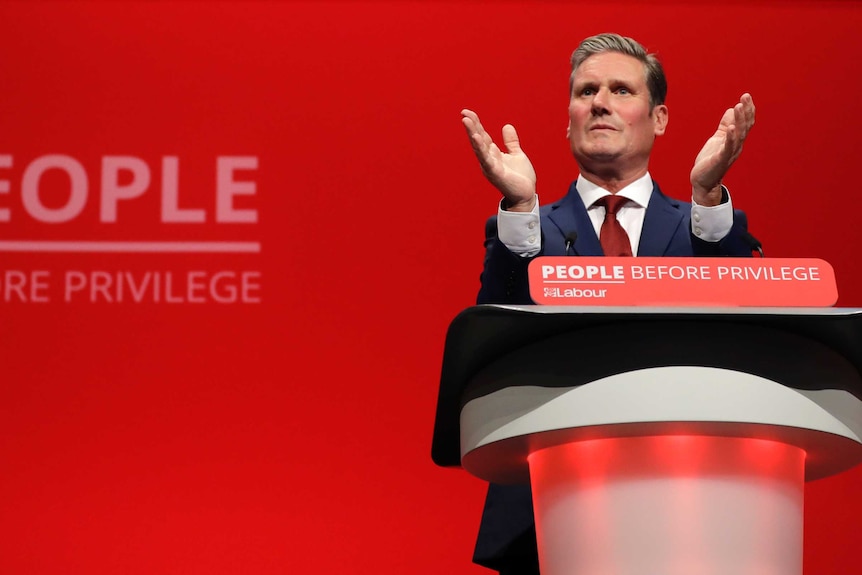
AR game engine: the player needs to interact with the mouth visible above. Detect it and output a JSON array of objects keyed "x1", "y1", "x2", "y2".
[{"x1": 590, "y1": 124, "x2": 617, "y2": 131}]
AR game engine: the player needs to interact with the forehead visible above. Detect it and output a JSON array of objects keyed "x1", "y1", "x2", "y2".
[{"x1": 573, "y1": 51, "x2": 647, "y2": 86}]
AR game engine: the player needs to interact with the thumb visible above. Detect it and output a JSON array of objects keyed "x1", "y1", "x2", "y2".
[
  {"x1": 717, "y1": 107, "x2": 735, "y2": 129},
  {"x1": 501, "y1": 124, "x2": 523, "y2": 154}
]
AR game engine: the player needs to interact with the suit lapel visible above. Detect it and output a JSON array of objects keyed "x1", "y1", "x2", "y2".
[
  {"x1": 637, "y1": 183, "x2": 686, "y2": 256},
  {"x1": 547, "y1": 182, "x2": 603, "y2": 256}
]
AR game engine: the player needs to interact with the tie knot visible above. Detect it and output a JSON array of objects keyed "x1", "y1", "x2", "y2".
[{"x1": 599, "y1": 194, "x2": 628, "y2": 215}]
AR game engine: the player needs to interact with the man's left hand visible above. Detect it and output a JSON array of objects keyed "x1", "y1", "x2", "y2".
[{"x1": 690, "y1": 93, "x2": 756, "y2": 206}]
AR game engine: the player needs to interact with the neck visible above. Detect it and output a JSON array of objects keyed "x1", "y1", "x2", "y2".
[{"x1": 578, "y1": 163, "x2": 649, "y2": 194}]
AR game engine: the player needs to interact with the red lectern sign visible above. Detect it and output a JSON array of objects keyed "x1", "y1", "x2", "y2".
[{"x1": 528, "y1": 257, "x2": 837, "y2": 306}]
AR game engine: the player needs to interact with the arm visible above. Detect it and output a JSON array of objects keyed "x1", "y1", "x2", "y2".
[
  {"x1": 692, "y1": 208, "x2": 753, "y2": 257},
  {"x1": 476, "y1": 216, "x2": 536, "y2": 305},
  {"x1": 463, "y1": 109, "x2": 542, "y2": 304},
  {"x1": 688, "y1": 94, "x2": 756, "y2": 252}
]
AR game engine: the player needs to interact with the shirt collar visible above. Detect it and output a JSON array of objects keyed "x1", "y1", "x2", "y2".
[{"x1": 577, "y1": 172, "x2": 653, "y2": 209}]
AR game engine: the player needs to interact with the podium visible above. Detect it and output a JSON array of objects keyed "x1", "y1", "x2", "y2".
[{"x1": 431, "y1": 305, "x2": 862, "y2": 575}]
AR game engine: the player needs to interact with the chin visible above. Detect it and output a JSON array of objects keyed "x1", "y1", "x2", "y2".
[{"x1": 580, "y1": 149, "x2": 621, "y2": 163}]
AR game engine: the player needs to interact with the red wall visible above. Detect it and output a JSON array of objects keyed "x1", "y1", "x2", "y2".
[{"x1": 0, "y1": 1, "x2": 860, "y2": 573}]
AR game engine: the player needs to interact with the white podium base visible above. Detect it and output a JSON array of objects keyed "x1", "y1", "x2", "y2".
[{"x1": 528, "y1": 436, "x2": 805, "y2": 575}]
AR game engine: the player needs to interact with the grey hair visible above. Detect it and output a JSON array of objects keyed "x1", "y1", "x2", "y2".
[{"x1": 569, "y1": 33, "x2": 667, "y2": 108}]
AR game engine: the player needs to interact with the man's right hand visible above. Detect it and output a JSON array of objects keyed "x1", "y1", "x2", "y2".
[{"x1": 461, "y1": 109, "x2": 537, "y2": 212}]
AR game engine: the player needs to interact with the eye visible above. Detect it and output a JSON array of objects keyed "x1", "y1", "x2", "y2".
[
  {"x1": 581, "y1": 88, "x2": 595, "y2": 96},
  {"x1": 616, "y1": 87, "x2": 630, "y2": 95}
]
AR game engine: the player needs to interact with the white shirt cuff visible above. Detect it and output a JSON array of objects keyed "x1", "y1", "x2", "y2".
[
  {"x1": 497, "y1": 196, "x2": 541, "y2": 257},
  {"x1": 691, "y1": 187, "x2": 733, "y2": 242}
]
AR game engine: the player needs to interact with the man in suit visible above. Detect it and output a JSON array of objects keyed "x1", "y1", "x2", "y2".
[{"x1": 459, "y1": 33, "x2": 756, "y2": 574}]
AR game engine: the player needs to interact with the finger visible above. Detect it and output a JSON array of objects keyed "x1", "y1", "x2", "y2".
[
  {"x1": 474, "y1": 129, "x2": 510, "y2": 168},
  {"x1": 718, "y1": 104, "x2": 736, "y2": 128},
  {"x1": 463, "y1": 109, "x2": 491, "y2": 136},
  {"x1": 464, "y1": 121, "x2": 491, "y2": 155},
  {"x1": 462, "y1": 111, "x2": 495, "y2": 159},
  {"x1": 479, "y1": 142, "x2": 504, "y2": 177},
  {"x1": 501, "y1": 124, "x2": 523, "y2": 154},
  {"x1": 461, "y1": 109, "x2": 487, "y2": 140},
  {"x1": 723, "y1": 124, "x2": 740, "y2": 159},
  {"x1": 461, "y1": 114, "x2": 482, "y2": 138},
  {"x1": 469, "y1": 131, "x2": 493, "y2": 165},
  {"x1": 732, "y1": 100, "x2": 753, "y2": 140},
  {"x1": 733, "y1": 103, "x2": 746, "y2": 137},
  {"x1": 734, "y1": 94, "x2": 755, "y2": 125},
  {"x1": 461, "y1": 108, "x2": 480, "y2": 126},
  {"x1": 740, "y1": 93, "x2": 756, "y2": 130}
]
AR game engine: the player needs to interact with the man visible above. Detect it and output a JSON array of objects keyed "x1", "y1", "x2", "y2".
[{"x1": 460, "y1": 33, "x2": 756, "y2": 574}]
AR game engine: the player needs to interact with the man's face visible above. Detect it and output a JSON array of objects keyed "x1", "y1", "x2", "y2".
[{"x1": 567, "y1": 51, "x2": 668, "y2": 173}]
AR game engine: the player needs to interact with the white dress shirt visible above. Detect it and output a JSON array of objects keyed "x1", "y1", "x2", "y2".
[{"x1": 497, "y1": 173, "x2": 733, "y2": 257}]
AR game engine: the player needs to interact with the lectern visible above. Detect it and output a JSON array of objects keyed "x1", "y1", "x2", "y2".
[{"x1": 432, "y1": 305, "x2": 862, "y2": 575}]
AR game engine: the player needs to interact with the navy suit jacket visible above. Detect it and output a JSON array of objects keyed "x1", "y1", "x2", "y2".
[{"x1": 472, "y1": 180, "x2": 752, "y2": 570}]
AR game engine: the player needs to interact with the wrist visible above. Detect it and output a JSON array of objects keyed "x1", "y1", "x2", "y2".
[
  {"x1": 691, "y1": 183, "x2": 723, "y2": 207},
  {"x1": 502, "y1": 194, "x2": 537, "y2": 212}
]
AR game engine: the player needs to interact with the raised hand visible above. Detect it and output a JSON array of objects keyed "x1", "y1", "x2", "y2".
[
  {"x1": 461, "y1": 109, "x2": 537, "y2": 211},
  {"x1": 690, "y1": 93, "x2": 756, "y2": 206}
]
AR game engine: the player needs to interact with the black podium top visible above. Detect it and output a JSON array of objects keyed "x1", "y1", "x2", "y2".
[{"x1": 431, "y1": 305, "x2": 862, "y2": 467}]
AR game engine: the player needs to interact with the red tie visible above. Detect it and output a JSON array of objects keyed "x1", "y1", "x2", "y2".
[{"x1": 598, "y1": 195, "x2": 633, "y2": 257}]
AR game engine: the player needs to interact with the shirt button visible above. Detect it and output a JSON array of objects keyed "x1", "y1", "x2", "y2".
[
  {"x1": 694, "y1": 227, "x2": 703, "y2": 236},
  {"x1": 693, "y1": 213, "x2": 701, "y2": 223},
  {"x1": 528, "y1": 221, "x2": 537, "y2": 230},
  {"x1": 527, "y1": 235, "x2": 536, "y2": 244}
]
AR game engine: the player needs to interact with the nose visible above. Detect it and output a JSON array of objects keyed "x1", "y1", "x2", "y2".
[{"x1": 591, "y1": 88, "x2": 610, "y2": 116}]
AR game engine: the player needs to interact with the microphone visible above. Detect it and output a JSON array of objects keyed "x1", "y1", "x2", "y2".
[
  {"x1": 742, "y1": 231, "x2": 764, "y2": 258},
  {"x1": 565, "y1": 231, "x2": 579, "y2": 256}
]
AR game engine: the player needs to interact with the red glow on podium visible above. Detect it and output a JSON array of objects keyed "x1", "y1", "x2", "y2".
[{"x1": 528, "y1": 436, "x2": 806, "y2": 575}]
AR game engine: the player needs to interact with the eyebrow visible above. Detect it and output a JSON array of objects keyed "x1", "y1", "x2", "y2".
[
  {"x1": 576, "y1": 77, "x2": 635, "y2": 86},
  {"x1": 573, "y1": 78, "x2": 637, "y2": 91}
]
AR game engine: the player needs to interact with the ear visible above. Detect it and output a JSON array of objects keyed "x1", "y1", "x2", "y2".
[
  {"x1": 566, "y1": 119, "x2": 571, "y2": 139},
  {"x1": 653, "y1": 104, "x2": 668, "y2": 136}
]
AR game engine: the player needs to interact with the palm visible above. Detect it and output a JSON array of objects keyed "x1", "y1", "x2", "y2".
[
  {"x1": 462, "y1": 109, "x2": 537, "y2": 207},
  {"x1": 690, "y1": 94, "x2": 756, "y2": 201},
  {"x1": 479, "y1": 129, "x2": 537, "y2": 200},
  {"x1": 691, "y1": 113, "x2": 735, "y2": 190}
]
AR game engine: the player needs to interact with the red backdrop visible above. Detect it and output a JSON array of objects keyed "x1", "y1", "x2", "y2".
[{"x1": 1, "y1": 1, "x2": 860, "y2": 573}]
